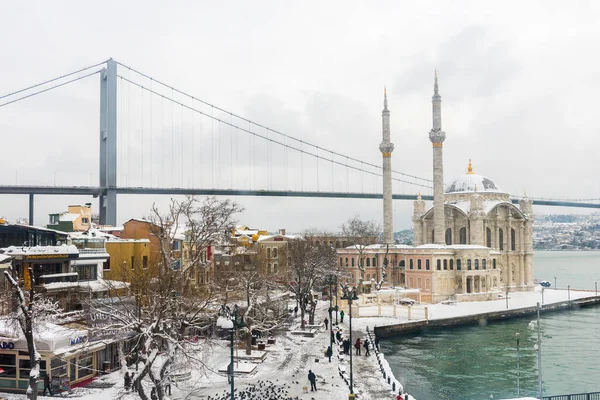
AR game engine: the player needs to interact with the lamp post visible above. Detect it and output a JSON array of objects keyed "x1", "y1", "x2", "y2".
[
  {"x1": 516, "y1": 332, "x2": 520, "y2": 397},
  {"x1": 220, "y1": 304, "x2": 239, "y2": 400},
  {"x1": 341, "y1": 284, "x2": 359, "y2": 399},
  {"x1": 335, "y1": 275, "x2": 339, "y2": 325},
  {"x1": 537, "y1": 302, "x2": 543, "y2": 399},
  {"x1": 328, "y1": 276, "x2": 333, "y2": 351}
]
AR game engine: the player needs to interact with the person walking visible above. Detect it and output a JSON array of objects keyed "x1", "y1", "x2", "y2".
[
  {"x1": 43, "y1": 373, "x2": 53, "y2": 396},
  {"x1": 294, "y1": 305, "x2": 298, "y2": 317},
  {"x1": 340, "y1": 310, "x2": 345, "y2": 323},
  {"x1": 336, "y1": 330, "x2": 342, "y2": 344},
  {"x1": 131, "y1": 372, "x2": 137, "y2": 392},
  {"x1": 354, "y1": 338, "x2": 361, "y2": 355},
  {"x1": 375, "y1": 335, "x2": 380, "y2": 352},
  {"x1": 326, "y1": 345, "x2": 333, "y2": 362},
  {"x1": 150, "y1": 387, "x2": 158, "y2": 400},
  {"x1": 363, "y1": 338, "x2": 370, "y2": 356},
  {"x1": 331, "y1": 330, "x2": 335, "y2": 344},
  {"x1": 343, "y1": 338, "x2": 350, "y2": 355},
  {"x1": 124, "y1": 371, "x2": 131, "y2": 391},
  {"x1": 308, "y1": 369, "x2": 317, "y2": 391},
  {"x1": 324, "y1": 317, "x2": 329, "y2": 330}
]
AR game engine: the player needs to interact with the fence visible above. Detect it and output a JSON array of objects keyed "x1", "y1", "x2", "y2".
[{"x1": 543, "y1": 392, "x2": 600, "y2": 400}]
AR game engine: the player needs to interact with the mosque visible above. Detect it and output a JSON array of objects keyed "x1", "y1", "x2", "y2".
[{"x1": 338, "y1": 74, "x2": 535, "y2": 303}]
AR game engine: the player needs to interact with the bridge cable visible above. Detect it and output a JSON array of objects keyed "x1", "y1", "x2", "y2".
[
  {"x1": 117, "y1": 75, "x2": 433, "y2": 190},
  {"x1": 114, "y1": 61, "x2": 432, "y2": 184},
  {"x1": 0, "y1": 70, "x2": 101, "y2": 108},
  {"x1": 0, "y1": 60, "x2": 108, "y2": 101}
]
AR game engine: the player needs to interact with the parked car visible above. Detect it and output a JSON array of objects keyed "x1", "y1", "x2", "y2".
[
  {"x1": 540, "y1": 280, "x2": 551, "y2": 287},
  {"x1": 399, "y1": 297, "x2": 417, "y2": 305}
]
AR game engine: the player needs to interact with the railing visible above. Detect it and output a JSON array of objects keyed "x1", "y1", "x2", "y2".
[
  {"x1": 544, "y1": 392, "x2": 600, "y2": 400},
  {"x1": 38, "y1": 272, "x2": 78, "y2": 285}
]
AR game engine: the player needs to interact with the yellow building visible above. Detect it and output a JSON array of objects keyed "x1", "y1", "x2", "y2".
[
  {"x1": 103, "y1": 239, "x2": 151, "y2": 286},
  {"x1": 47, "y1": 204, "x2": 93, "y2": 232}
]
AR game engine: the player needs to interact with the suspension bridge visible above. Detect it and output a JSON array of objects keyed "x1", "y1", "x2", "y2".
[{"x1": 1, "y1": 59, "x2": 598, "y2": 226}]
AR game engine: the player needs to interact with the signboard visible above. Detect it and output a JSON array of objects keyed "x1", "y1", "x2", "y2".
[
  {"x1": 84, "y1": 299, "x2": 137, "y2": 341},
  {"x1": 0, "y1": 341, "x2": 15, "y2": 349}
]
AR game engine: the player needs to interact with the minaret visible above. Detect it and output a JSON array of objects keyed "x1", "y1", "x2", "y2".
[
  {"x1": 429, "y1": 72, "x2": 446, "y2": 245},
  {"x1": 379, "y1": 87, "x2": 394, "y2": 244}
]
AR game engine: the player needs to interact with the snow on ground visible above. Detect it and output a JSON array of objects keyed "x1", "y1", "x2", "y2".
[{"x1": 1, "y1": 286, "x2": 590, "y2": 400}]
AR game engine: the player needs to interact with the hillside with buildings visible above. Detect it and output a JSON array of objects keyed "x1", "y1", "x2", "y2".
[{"x1": 533, "y1": 213, "x2": 600, "y2": 250}]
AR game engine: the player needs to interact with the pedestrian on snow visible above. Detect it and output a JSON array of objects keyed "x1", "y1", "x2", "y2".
[
  {"x1": 150, "y1": 387, "x2": 158, "y2": 400},
  {"x1": 294, "y1": 305, "x2": 298, "y2": 317},
  {"x1": 43, "y1": 373, "x2": 53, "y2": 396},
  {"x1": 227, "y1": 362, "x2": 233, "y2": 383},
  {"x1": 164, "y1": 376, "x2": 172, "y2": 395},
  {"x1": 331, "y1": 331, "x2": 335, "y2": 344},
  {"x1": 326, "y1": 345, "x2": 333, "y2": 362},
  {"x1": 324, "y1": 317, "x2": 329, "y2": 330},
  {"x1": 308, "y1": 369, "x2": 317, "y2": 391},
  {"x1": 124, "y1": 371, "x2": 131, "y2": 391},
  {"x1": 375, "y1": 335, "x2": 380, "y2": 351},
  {"x1": 336, "y1": 330, "x2": 342, "y2": 344},
  {"x1": 343, "y1": 338, "x2": 351, "y2": 355},
  {"x1": 354, "y1": 338, "x2": 361, "y2": 355},
  {"x1": 340, "y1": 310, "x2": 345, "y2": 323},
  {"x1": 131, "y1": 372, "x2": 137, "y2": 392},
  {"x1": 363, "y1": 338, "x2": 370, "y2": 356}
]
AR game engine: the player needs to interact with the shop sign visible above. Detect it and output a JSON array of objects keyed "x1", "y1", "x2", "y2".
[
  {"x1": 69, "y1": 336, "x2": 87, "y2": 346},
  {"x1": 0, "y1": 341, "x2": 15, "y2": 349}
]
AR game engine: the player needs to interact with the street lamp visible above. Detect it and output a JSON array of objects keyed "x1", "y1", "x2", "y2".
[
  {"x1": 341, "y1": 284, "x2": 359, "y2": 399},
  {"x1": 516, "y1": 332, "x2": 520, "y2": 397},
  {"x1": 328, "y1": 276, "x2": 334, "y2": 352},
  {"x1": 220, "y1": 304, "x2": 239, "y2": 400}
]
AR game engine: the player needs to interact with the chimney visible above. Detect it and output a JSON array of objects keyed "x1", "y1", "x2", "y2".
[{"x1": 279, "y1": 228, "x2": 286, "y2": 235}]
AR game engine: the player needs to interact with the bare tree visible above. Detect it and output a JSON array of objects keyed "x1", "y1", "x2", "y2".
[
  {"x1": 287, "y1": 239, "x2": 337, "y2": 330},
  {"x1": 88, "y1": 196, "x2": 242, "y2": 400},
  {"x1": 341, "y1": 215, "x2": 381, "y2": 293}
]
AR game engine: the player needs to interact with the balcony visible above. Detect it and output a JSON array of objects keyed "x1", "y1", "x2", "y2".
[{"x1": 38, "y1": 272, "x2": 78, "y2": 285}]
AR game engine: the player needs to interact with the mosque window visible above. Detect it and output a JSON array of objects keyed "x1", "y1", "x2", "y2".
[
  {"x1": 493, "y1": 259, "x2": 497, "y2": 269},
  {"x1": 345, "y1": 257, "x2": 349, "y2": 267},
  {"x1": 467, "y1": 259, "x2": 472, "y2": 270},
  {"x1": 459, "y1": 228, "x2": 467, "y2": 244},
  {"x1": 426, "y1": 259, "x2": 430, "y2": 270},
  {"x1": 267, "y1": 248, "x2": 271, "y2": 259},
  {"x1": 486, "y1": 228, "x2": 492, "y2": 248},
  {"x1": 273, "y1": 263, "x2": 278, "y2": 274},
  {"x1": 450, "y1": 259, "x2": 454, "y2": 270},
  {"x1": 273, "y1": 247, "x2": 278, "y2": 258},
  {"x1": 445, "y1": 228, "x2": 452, "y2": 245},
  {"x1": 418, "y1": 259, "x2": 422, "y2": 270},
  {"x1": 443, "y1": 259, "x2": 448, "y2": 270},
  {"x1": 482, "y1": 259, "x2": 487, "y2": 270},
  {"x1": 399, "y1": 260, "x2": 405, "y2": 268},
  {"x1": 409, "y1": 259, "x2": 414, "y2": 269},
  {"x1": 511, "y1": 228, "x2": 516, "y2": 251},
  {"x1": 457, "y1": 259, "x2": 462, "y2": 270},
  {"x1": 499, "y1": 229, "x2": 504, "y2": 250},
  {"x1": 352, "y1": 258, "x2": 355, "y2": 267},
  {"x1": 437, "y1": 260, "x2": 441, "y2": 270},
  {"x1": 340, "y1": 257, "x2": 343, "y2": 266},
  {"x1": 366, "y1": 258, "x2": 370, "y2": 267},
  {"x1": 474, "y1": 259, "x2": 479, "y2": 270},
  {"x1": 373, "y1": 257, "x2": 377, "y2": 267}
]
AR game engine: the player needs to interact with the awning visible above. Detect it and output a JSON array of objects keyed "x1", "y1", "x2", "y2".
[{"x1": 53, "y1": 342, "x2": 106, "y2": 358}]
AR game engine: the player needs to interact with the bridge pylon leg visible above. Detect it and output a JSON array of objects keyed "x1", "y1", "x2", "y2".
[
  {"x1": 28, "y1": 193, "x2": 34, "y2": 225},
  {"x1": 99, "y1": 59, "x2": 118, "y2": 226}
]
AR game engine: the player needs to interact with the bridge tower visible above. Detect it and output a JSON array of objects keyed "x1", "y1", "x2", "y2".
[
  {"x1": 379, "y1": 88, "x2": 394, "y2": 244},
  {"x1": 429, "y1": 72, "x2": 446, "y2": 245},
  {"x1": 99, "y1": 59, "x2": 118, "y2": 226}
]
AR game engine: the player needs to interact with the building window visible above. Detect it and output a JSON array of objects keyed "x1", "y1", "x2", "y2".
[
  {"x1": 474, "y1": 259, "x2": 479, "y2": 270},
  {"x1": 437, "y1": 260, "x2": 441, "y2": 270},
  {"x1": 457, "y1": 259, "x2": 462, "y2": 270},
  {"x1": 467, "y1": 259, "x2": 472, "y2": 270},
  {"x1": 486, "y1": 227, "x2": 492, "y2": 248},
  {"x1": 373, "y1": 257, "x2": 377, "y2": 267},
  {"x1": 273, "y1": 263, "x2": 278, "y2": 273},
  {"x1": 351, "y1": 258, "x2": 355, "y2": 267},
  {"x1": 417, "y1": 259, "x2": 422, "y2": 270},
  {"x1": 409, "y1": 259, "x2": 414, "y2": 269},
  {"x1": 511, "y1": 228, "x2": 516, "y2": 251},
  {"x1": 450, "y1": 259, "x2": 454, "y2": 270},
  {"x1": 445, "y1": 228, "x2": 452, "y2": 245},
  {"x1": 499, "y1": 228, "x2": 504, "y2": 251},
  {"x1": 443, "y1": 259, "x2": 447, "y2": 270},
  {"x1": 459, "y1": 227, "x2": 467, "y2": 244},
  {"x1": 345, "y1": 257, "x2": 349, "y2": 267},
  {"x1": 131, "y1": 256, "x2": 135, "y2": 270},
  {"x1": 366, "y1": 258, "x2": 370, "y2": 267},
  {"x1": 172, "y1": 241, "x2": 180, "y2": 251},
  {"x1": 267, "y1": 263, "x2": 272, "y2": 273},
  {"x1": 267, "y1": 248, "x2": 271, "y2": 259},
  {"x1": 73, "y1": 264, "x2": 97, "y2": 281},
  {"x1": 340, "y1": 257, "x2": 343, "y2": 266},
  {"x1": 418, "y1": 277, "x2": 422, "y2": 289},
  {"x1": 143, "y1": 256, "x2": 148, "y2": 269},
  {"x1": 493, "y1": 259, "x2": 497, "y2": 269},
  {"x1": 482, "y1": 259, "x2": 487, "y2": 270},
  {"x1": 426, "y1": 278, "x2": 431, "y2": 290},
  {"x1": 426, "y1": 259, "x2": 430, "y2": 270},
  {"x1": 273, "y1": 247, "x2": 278, "y2": 258},
  {"x1": 399, "y1": 260, "x2": 405, "y2": 268},
  {"x1": 81, "y1": 217, "x2": 90, "y2": 224},
  {"x1": 103, "y1": 258, "x2": 110, "y2": 271}
]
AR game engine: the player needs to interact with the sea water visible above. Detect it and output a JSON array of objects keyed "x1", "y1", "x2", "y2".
[{"x1": 383, "y1": 251, "x2": 600, "y2": 400}]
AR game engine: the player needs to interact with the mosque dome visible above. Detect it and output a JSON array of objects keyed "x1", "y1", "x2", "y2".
[{"x1": 445, "y1": 160, "x2": 504, "y2": 194}]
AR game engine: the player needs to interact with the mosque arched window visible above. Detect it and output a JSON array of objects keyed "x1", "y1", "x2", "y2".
[
  {"x1": 459, "y1": 227, "x2": 467, "y2": 244},
  {"x1": 373, "y1": 257, "x2": 377, "y2": 267},
  {"x1": 511, "y1": 228, "x2": 516, "y2": 251},
  {"x1": 437, "y1": 260, "x2": 441, "y2": 270},
  {"x1": 366, "y1": 258, "x2": 370, "y2": 267},
  {"x1": 409, "y1": 259, "x2": 414, "y2": 269},
  {"x1": 417, "y1": 259, "x2": 422, "y2": 270},
  {"x1": 467, "y1": 259, "x2": 472, "y2": 270},
  {"x1": 267, "y1": 248, "x2": 271, "y2": 259},
  {"x1": 443, "y1": 259, "x2": 448, "y2": 270},
  {"x1": 482, "y1": 259, "x2": 487, "y2": 270},
  {"x1": 345, "y1": 257, "x2": 349, "y2": 267},
  {"x1": 474, "y1": 259, "x2": 479, "y2": 270},
  {"x1": 399, "y1": 260, "x2": 405, "y2": 268},
  {"x1": 351, "y1": 258, "x2": 355, "y2": 267},
  {"x1": 426, "y1": 259, "x2": 430, "y2": 270},
  {"x1": 450, "y1": 259, "x2": 454, "y2": 270},
  {"x1": 456, "y1": 259, "x2": 462, "y2": 270},
  {"x1": 499, "y1": 229, "x2": 504, "y2": 250},
  {"x1": 486, "y1": 228, "x2": 492, "y2": 248},
  {"x1": 340, "y1": 257, "x2": 343, "y2": 266},
  {"x1": 445, "y1": 228, "x2": 452, "y2": 245},
  {"x1": 492, "y1": 259, "x2": 497, "y2": 269}
]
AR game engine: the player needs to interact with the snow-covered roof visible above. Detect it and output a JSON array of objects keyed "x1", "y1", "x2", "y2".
[
  {"x1": 44, "y1": 278, "x2": 130, "y2": 292},
  {"x1": 69, "y1": 228, "x2": 116, "y2": 240},
  {"x1": 0, "y1": 254, "x2": 11, "y2": 264},
  {"x1": 257, "y1": 234, "x2": 302, "y2": 242},
  {"x1": 59, "y1": 213, "x2": 80, "y2": 222},
  {"x1": 446, "y1": 173, "x2": 505, "y2": 194},
  {"x1": 446, "y1": 199, "x2": 520, "y2": 217},
  {"x1": 0, "y1": 244, "x2": 78, "y2": 256}
]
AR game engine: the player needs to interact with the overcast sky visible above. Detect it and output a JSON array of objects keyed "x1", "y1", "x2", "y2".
[{"x1": 1, "y1": 1, "x2": 598, "y2": 233}]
